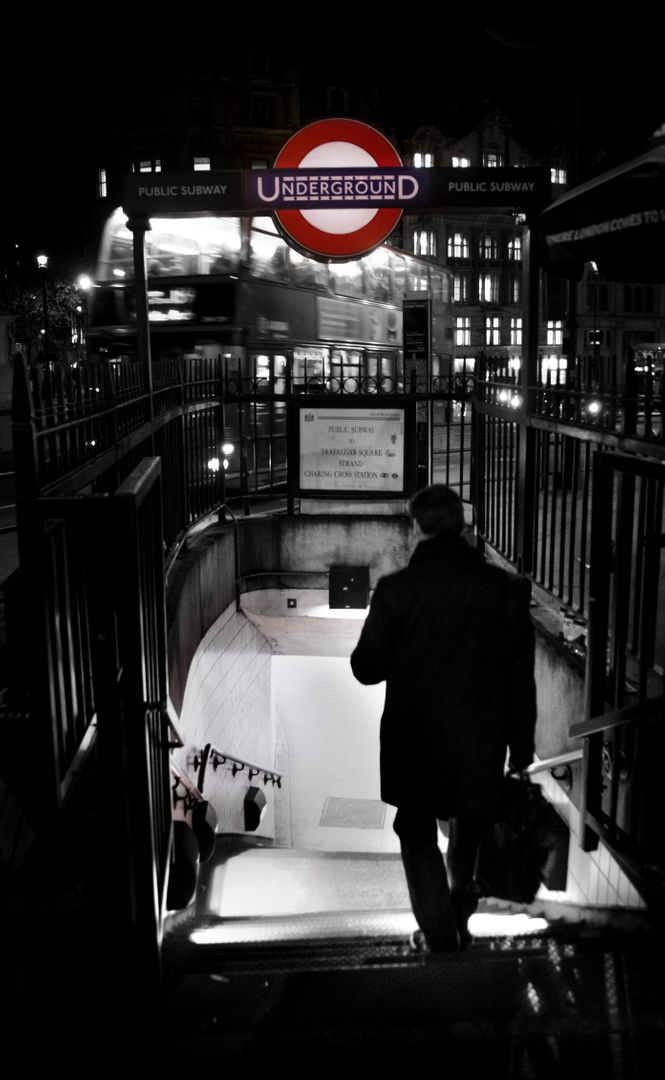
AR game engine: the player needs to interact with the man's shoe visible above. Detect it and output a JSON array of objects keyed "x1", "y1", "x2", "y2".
[
  {"x1": 409, "y1": 929, "x2": 430, "y2": 954},
  {"x1": 409, "y1": 928, "x2": 460, "y2": 954},
  {"x1": 451, "y1": 887, "x2": 478, "y2": 950},
  {"x1": 457, "y1": 925, "x2": 473, "y2": 950}
]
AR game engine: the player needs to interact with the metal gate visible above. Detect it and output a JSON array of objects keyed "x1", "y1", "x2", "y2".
[
  {"x1": 570, "y1": 450, "x2": 665, "y2": 910},
  {"x1": 13, "y1": 455, "x2": 172, "y2": 997}
]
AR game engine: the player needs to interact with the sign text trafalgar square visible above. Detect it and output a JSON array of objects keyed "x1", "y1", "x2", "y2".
[{"x1": 123, "y1": 118, "x2": 550, "y2": 261}]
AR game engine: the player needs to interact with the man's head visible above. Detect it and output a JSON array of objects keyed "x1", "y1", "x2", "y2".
[{"x1": 408, "y1": 484, "x2": 465, "y2": 538}]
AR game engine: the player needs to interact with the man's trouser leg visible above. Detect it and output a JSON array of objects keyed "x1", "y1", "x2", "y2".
[
  {"x1": 393, "y1": 806, "x2": 459, "y2": 951},
  {"x1": 446, "y1": 817, "x2": 488, "y2": 946}
]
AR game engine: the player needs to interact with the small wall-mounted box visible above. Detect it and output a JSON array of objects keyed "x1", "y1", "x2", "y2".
[{"x1": 328, "y1": 565, "x2": 370, "y2": 609}]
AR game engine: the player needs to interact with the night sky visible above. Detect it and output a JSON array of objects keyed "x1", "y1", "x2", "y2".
[{"x1": 1, "y1": 4, "x2": 662, "y2": 274}]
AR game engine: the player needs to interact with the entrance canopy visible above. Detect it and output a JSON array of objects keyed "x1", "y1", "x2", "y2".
[{"x1": 538, "y1": 133, "x2": 665, "y2": 282}]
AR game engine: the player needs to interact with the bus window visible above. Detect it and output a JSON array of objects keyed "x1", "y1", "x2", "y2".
[
  {"x1": 254, "y1": 353, "x2": 271, "y2": 389},
  {"x1": 363, "y1": 248, "x2": 392, "y2": 302},
  {"x1": 405, "y1": 255, "x2": 429, "y2": 293},
  {"x1": 290, "y1": 249, "x2": 329, "y2": 290},
  {"x1": 96, "y1": 211, "x2": 242, "y2": 281},
  {"x1": 429, "y1": 268, "x2": 447, "y2": 301},
  {"x1": 196, "y1": 217, "x2": 242, "y2": 274},
  {"x1": 273, "y1": 354, "x2": 288, "y2": 394},
  {"x1": 391, "y1": 253, "x2": 406, "y2": 300},
  {"x1": 329, "y1": 261, "x2": 365, "y2": 299},
  {"x1": 146, "y1": 229, "x2": 198, "y2": 276},
  {"x1": 148, "y1": 217, "x2": 242, "y2": 276},
  {"x1": 293, "y1": 346, "x2": 328, "y2": 388},
  {"x1": 97, "y1": 208, "x2": 133, "y2": 281},
  {"x1": 249, "y1": 228, "x2": 291, "y2": 282},
  {"x1": 251, "y1": 215, "x2": 278, "y2": 234}
]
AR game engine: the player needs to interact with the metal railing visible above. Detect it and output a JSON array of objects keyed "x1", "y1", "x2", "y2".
[
  {"x1": 475, "y1": 353, "x2": 665, "y2": 911},
  {"x1": 193, "y1": 742, "x2": 282, "y2": 791}
]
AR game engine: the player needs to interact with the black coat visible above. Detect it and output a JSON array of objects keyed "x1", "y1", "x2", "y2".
[{"x1": 350, "y1": 534, "x2": 537, "y2": 819}]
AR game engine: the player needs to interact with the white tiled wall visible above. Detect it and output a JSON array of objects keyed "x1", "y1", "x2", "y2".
[
  {"x1": 172, "y1": 602, "x2": 276, "y2": 838},
  {"x1": 535, "y1": 767, "x2": 646, "y2": 912}
]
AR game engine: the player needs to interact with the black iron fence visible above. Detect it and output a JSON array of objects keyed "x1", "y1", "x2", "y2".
[
  {"x1": 474, "y1": 352, "x2": 665, "y2": 913},
  {"x1": 11, "y1": 351, "x2": 475, "y2": 541},
  {"x1": 8, "y1": 341, "x2": 665, "y2": 985}
]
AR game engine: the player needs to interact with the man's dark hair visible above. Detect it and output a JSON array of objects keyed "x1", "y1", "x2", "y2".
[{"x1": 408, "y1": 484, "x2": 465, "y2": 537}]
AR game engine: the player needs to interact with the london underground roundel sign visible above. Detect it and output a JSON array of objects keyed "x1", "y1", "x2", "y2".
[{"x1": 273, "y1": 118, "x2": 403, "y2": 261}]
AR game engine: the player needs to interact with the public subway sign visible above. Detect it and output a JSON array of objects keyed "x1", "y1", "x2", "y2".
[
  {"x1": 124, "y1": 165, "x2": 550, "y2": 216},
  {"x1": 268, "y1": 118, "x2": 405, "y2": 260},
  {"x1": 122, "y1": 113, "x2": 550, "y2": 261},
  {"x1": 299, "y1": 407, "x2": 405, "y2": 494}
]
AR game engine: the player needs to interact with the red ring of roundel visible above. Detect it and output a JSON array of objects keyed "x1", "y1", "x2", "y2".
[{"x1": 273, "y1": 118, "x2": 403, "y2": 259}]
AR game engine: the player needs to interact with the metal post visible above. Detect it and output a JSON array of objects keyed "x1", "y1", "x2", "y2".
[
  {"x1": 36, "y1": 253, "x2": 49, "y2": 357},
  {"x1": 127, "y1": 213, "x2": 155, "y2": 453},
  {"x1": 515, "y1": 217, "x2": 539, "y2": 576},
  {"x1": 40, "y1": 274, "x2": 49, "y2": 355}
]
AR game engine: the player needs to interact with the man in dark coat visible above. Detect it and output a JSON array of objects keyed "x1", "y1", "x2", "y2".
[{"x1": 350, "y1": 484, "x2": 537, "y2": 952}]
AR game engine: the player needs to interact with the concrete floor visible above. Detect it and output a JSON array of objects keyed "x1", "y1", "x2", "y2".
[{"x1": 205, "y1": 652, "x2": 417, "y2": 920}]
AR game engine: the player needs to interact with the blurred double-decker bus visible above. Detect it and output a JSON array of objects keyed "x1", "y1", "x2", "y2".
[{"x1": 86, "y1": 209, "x2": 453, "y2": 498}]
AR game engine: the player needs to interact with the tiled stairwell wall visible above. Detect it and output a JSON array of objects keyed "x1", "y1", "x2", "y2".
[
  {"x1": 167, "y1": 522, "x2": 277, "y2": 838},
  {"x1": 172, "y1": 602, "x2": 276, "y2": 837}
]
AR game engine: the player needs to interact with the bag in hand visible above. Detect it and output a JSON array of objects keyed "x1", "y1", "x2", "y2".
[{"x1": 475, "y1": 774, "x2": 569, "y2": 904}]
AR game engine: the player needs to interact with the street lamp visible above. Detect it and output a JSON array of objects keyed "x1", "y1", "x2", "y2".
[
  {"x1": 76, "y1": 274, "x2": 93, "y2": 352},
  {"x1": 590, "y1": 261, "x2": 600, "y2": 366},
  {"x1": 36, "y1": 252, "x2": 49, "y2": 356}
]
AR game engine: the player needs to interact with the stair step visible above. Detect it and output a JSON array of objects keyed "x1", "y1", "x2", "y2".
[{"x1": 153, "y1": 925, "x2": 665, "y2": 1068}]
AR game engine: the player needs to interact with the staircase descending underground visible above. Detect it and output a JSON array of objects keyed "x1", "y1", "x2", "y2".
[{"x1": 149, "y1": 843, "x2": 665, "y2": 1076}]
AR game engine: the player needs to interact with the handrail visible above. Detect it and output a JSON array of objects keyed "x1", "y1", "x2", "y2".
[
  {"x1": 526, "y1": 749, "x2": 584, "y2": 776},
  {"x1": 192, "y1": 741, "x2": 282, "y2": 791},
  {"x1": 171, "y1": 760, "x2": 206, "y2": 807},
  {"x1": 569, "y1": 695, "x2": 664, "y2": 740},
  {"x1": 164, "y1": 502, "x2": 241, "y2": 612},
  {"x1": 239, "y1": 570, "x2": 330, "y2": 583},
  {"x1": 218, "y1": 504, "x2": 241, "y2": 612}
]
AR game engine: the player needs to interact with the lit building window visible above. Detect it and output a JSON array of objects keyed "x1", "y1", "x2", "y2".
[
  {"x1": 510, "y1": 317, "x2": 523, "y2": 345},
  {"x1": 131, "y1": 158, "x2": 162, "y2": 174},
  {"x1": 486, "y1": 316, "x2": 501, "y2": 346},
  {"x1": 551, "y1": 168, "x2": 567, "y2": 185},
  {"x1": 452, "y1": 156, "x2": 470, "y2": 168},
  {"x1": 413, "y1": 152, "x2": 433, "y2": 168},
  {"x1": 587, "y1": 329, "x2": 604, "y2": 350},
  {"x1": 413, "y1": 229, "x2": 437, "y2": 257},
  {"x1": 194, "y1": 156, "x2": 211, "y2": 172},
  {"x1": 541, "y1": 355, "x2": 566, "y2": 383},
  {"x1": 97, "y1": 167, "x2": 107, "y2": 199},
  {"x1": 447, "y1": 232, "x2": 469, "y2": 259},
  {"x1": 453, "y1": 273, "x2": 469, "y2": 302},
  {"x1": 479, "y1": 235, "x2": 499, "y2": 260},
  {"x1": 483, "y1": 152, "x2": 504, "y2": 167},
  {"x1": 456, "y1": 317, "x2": 471, "y2": 346},
  {"x1": 478, "y1": 273, "x2": 500, "y2": 303},
  {"x1": 507, "y1": 236, "x2": 522, "y2": 261},
  {"x1": 547, "y1": 320, "x2": 563, "y2": 345},
  {"x1": 251, "y1": 159, "x2": 268, "y2": 169}
]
